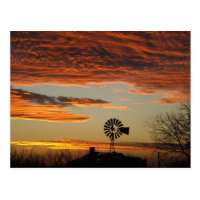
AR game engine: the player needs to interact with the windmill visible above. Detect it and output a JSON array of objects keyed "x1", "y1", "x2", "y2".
[{"x1": 104, "y1": 118, "x2": 129, "y2": 153}]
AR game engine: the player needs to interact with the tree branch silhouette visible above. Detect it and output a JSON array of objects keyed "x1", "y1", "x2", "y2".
[{"x1": 145, "y1": 101, "x2": 190, "y2": 160}]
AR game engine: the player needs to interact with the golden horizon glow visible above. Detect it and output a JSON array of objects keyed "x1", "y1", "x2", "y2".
[{"x1": 11, "y1": 140, "x2": 160, "y2": 152}]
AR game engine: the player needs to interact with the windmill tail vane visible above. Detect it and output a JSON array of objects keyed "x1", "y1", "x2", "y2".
[
  {"x1": 119, "y1": 127, "x2": 129, "y2": 135},
  {"x1": 104, "y1": 118, "x2": 130, "y2": 153}
]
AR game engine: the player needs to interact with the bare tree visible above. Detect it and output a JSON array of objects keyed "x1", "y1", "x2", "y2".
[{"x1": 145, "y1": 101, "x2": 190, "y2": 160}]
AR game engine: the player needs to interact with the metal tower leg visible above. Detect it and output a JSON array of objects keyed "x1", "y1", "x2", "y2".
[{"x1": 110, "y1": 138, "x2": 115, "y2": 153}]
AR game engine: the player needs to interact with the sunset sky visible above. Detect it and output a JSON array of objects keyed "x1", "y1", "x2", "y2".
[{"x1": 10, "y1": 31, "x2": 190, "y2": 151}]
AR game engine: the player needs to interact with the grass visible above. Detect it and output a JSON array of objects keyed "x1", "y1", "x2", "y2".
[{"x1": 11, "y1": 148, "x2": 86, "y2": 168}]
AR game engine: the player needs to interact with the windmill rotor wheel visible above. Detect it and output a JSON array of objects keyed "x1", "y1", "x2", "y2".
[{"x1": 104, "y1": 118, "x2": 123, "y2": 140}]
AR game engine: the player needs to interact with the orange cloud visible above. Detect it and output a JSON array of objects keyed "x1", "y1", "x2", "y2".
[
  {"x1": 153, "y1": 91, "x2": 189, "y2": 104},
  {"x1": 11, "y1": 92, "x2": 91, "y2": 122},
  {"x1": 11, "y1": 31, "x2": 190, "y2": 104},
  {"x1": 102, "y1": 104, "x2": 129, "y2": 110},
  {"x1": 11, "y1": 88, "x2": 129, "y2": 122},
  {"x1": 119, "y1": 98, "x2": 131, "y2": 101}
]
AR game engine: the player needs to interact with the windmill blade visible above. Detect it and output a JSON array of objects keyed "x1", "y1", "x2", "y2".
[
  {"x1": 117, "y1": 130, "x2": 122, "y2": 136},
  {"x1": 110, "y1": 118, "x2": 114, "y2": 126},
  {"x1": 109, "y1": 133, "x2": 113, "y2": 139},
  {"x1": 104, "y1": 131, "x2": 111, "y2": 137},
  {"x1": 106, "y1": 133, "x2": 111, "y2": 138},
  {"x1": 104, "y1": 123, "x2": 110, "y2": 127},
  {"x1": 105, "y1": 121, "x2": 111, "y2": 127},
  {"x1": 105, "y1": 131, "x2": 111, "y2": 136},
  {"x1": 116, "y1": 132, "x2": 120, "y2": 138},
  {"x1": 114, "y1": 118, "x2": 118, "y2": 125},
  {"x1": 104, "y1": 128, "x2": 111, "y2": 133},
  {"x1": 104, "y1": 126, "x2": 110, "y2": 130},
  {"x1": 106, "y1": 120, "x2": 111, "y2": 126},
  {"x1": 116, "y1": 119, "x2": 123, "y2": 127},
  {"x1": 104, "y1": 125, "x2": 110, "y2": 130},
  {"x1": 115, "y1": 119, "x2": 121, "y2": 126},
  {"x1": 104, "y1": 129, "x2": 110, "y2": 133},
  {"x1": 104, "y1": 127, "x2": 110, "y2": 131},
  {"x1": 118, "y1": 122, "x2": 123, "y2": 127},
  {"x1": 104, "y1": 130, "x2": 110, "y2": 134}
]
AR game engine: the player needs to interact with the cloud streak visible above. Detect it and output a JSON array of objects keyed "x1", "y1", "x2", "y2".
[
  {"x1": 11, "y1": 90, "x2": 91, "y2": 122},
  {"x1": 11, "y1": 88, "x2": 128, "y2": 122},
  {"x1": 11, "y1": 31, "x2": 190, "y2": 104}
]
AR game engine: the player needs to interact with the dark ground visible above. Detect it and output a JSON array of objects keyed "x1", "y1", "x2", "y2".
[
  {"x1": 10, "y1": 147, "x2": 189, "y2": 168},
  {"x1": 66, "y1": 151, "x2": 147, "y2": 167}
]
